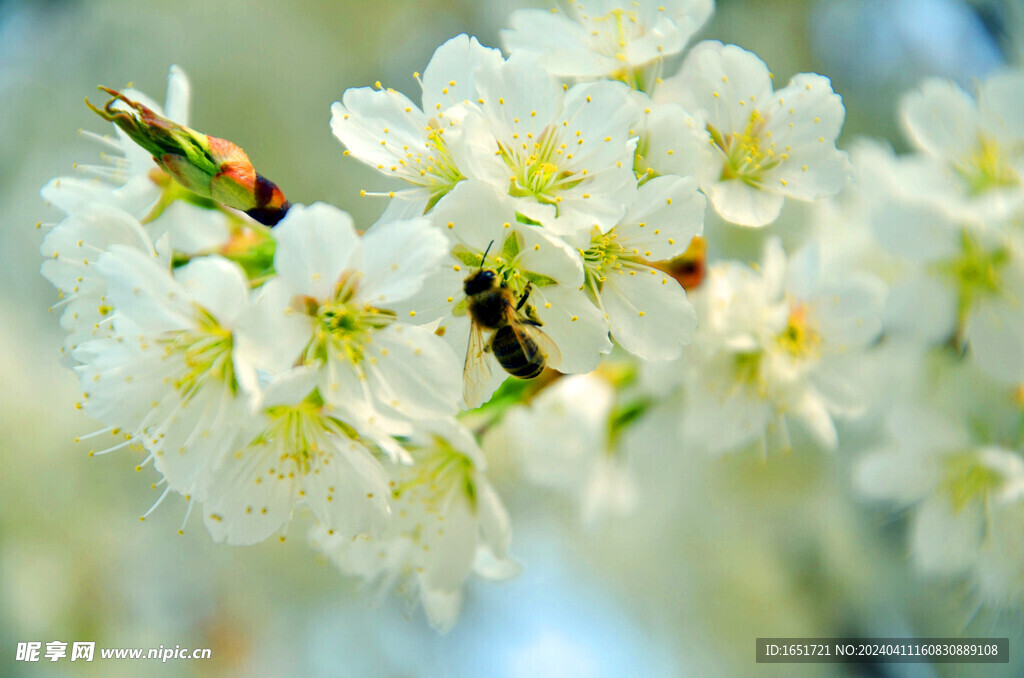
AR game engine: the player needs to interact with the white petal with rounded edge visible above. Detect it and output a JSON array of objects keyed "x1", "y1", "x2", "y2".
[
  {"x1": 273, "y1": 202, "x2": 359, "y2": 300},
  {"x1": 602, "y1": 266, "x2": 696, "y2": 360}
]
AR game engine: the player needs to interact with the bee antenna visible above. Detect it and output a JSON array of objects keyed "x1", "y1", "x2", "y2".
[{"x1": 480, "y1": 240, "x2": 495, "y2": 269}]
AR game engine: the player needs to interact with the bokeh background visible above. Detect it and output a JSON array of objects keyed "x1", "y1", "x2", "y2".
[{"x1": 1, "y1": 0, "x2": 1022, "y2": 676}]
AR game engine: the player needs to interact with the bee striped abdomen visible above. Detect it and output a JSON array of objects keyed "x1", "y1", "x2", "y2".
[{"x1": 491, "y1": 325, "x2": 545, "y2": 379}]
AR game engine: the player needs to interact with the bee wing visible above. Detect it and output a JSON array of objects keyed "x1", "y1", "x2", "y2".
[
  {"x1": 463, "y1": 321, "x2": 495, "y2": 408},
  {"x1": 506, "y1": 312, "x2": 562, "y2": 370}
]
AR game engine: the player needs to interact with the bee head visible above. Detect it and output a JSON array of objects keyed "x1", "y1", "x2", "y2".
[{"x1": 464, "y1": 268, "x2": 499, "y2": 296}]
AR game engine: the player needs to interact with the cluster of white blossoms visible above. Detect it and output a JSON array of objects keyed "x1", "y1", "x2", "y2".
[
  {"x1": 837, "y1": 69, "x2": 1024, "y2": 608},
  {"x1": 37, "y1": 0, "x2": 1024, "y2": 628}
]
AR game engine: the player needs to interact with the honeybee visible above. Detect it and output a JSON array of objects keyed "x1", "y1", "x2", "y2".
[{"x1": 462, "y1": 246, "x2": 560, "y2": 406}]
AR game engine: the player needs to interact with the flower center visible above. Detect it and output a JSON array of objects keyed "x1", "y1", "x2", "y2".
[
  {"x1": 776, "y1": 304, "x2": 820, "y2": 359},
  {"x1": 391, "y1": 436, "x2": 477, "y2": 512},
  {"x1": 709, "y1": 110, "x2": 782, "y2": 186},
  {"x1": 498, "y1": 126, "x2": 584, "y2": 202},
  {"x1": 933, "y1": 229, "x2": 1009, "y2": 326},
  {"x1": 583, "y1": 229, "x2": 632, "y2": 292},
  {"x1": 417, "y1": 125, "x2": 465, "y2": 208},
  {"x1": 299, "y1": 275, "x2": 396, "y2": 365},
  {"x1": 587, "y1": 7, "x2": 640, "y2": 61},
  {"x1": 941, "y1": 451, "x2": 1005, "y2": 513},
  {"x1": 956, "y1": 136, "x2": 1017, "y2": 196},
  {"x1": 258, "y1": 391, "x2": 358, "y2": 476},
  {"x1": 161, "y1": 307, "x2": 235, "y2": 401}
]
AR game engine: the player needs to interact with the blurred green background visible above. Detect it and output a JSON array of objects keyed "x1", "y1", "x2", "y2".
[{"x1": 1, "y1": 0, "x2": 1022, "y2": 676}]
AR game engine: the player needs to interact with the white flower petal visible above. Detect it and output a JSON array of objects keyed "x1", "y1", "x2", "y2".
[
  {"x1": 273, "y1": 203, "x2": 359, "y2": 300},
  {"x1": 602, "y1": 266, "x2": 696, "y2": 360},
  {"x1": 421, "y1": 34, "x2": 503, "y2": 113},
  {"x1": 530, "y1": 285, "x2": 612, "y2": 373},
  {"x1": 358, "y1": 218, "x2": 448, "y2": 305}
]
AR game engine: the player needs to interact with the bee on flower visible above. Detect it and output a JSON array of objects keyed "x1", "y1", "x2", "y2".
[{"x1": 396, "y1": 181, "x2": 611, "y2": 408}]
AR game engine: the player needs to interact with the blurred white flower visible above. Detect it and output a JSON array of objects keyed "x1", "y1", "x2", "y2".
[
  {"x1": 330, "y1": 35, "x2": 504, "y2": 215},
  {"x1": 496, "y1": 372, "x2": 638, "y2": 527},
  {"x1": 202, "y1": 367, "x2": 391, "y2": 546},
  {"x1": 398, "y1": 181, "x2": 612, "y2": 407},
  {"x1": 241, "y1": 202, "x2": 463, "y2": 428},
  {"x1": 502, "y1": 0, "x2": 714, "y2": 86},
  {"x1": 856, "y1": 405, "x2": 1024, "y2": 577},
  {"x1": 659, "y1": 41, "x2": 851, "y2": 227},
  {"x1": 870, "y1": 186, "x2": 1024, "y2": 385},
  {"x1": 679, "y1": 238, "x2": 885, "y2": 454},
  {"x1": 311, "y1": 419, "x2": 517, "y2": 633},
  {"x1": 41, "y1": 65, "x2": 234, "y2": 254},
  {"x1": 973, "y1": 499, "x2": 1024, "y2": 607},
  {"x1": 582, "y1": 175, "x2": 704, "y2": 360},
  {"x1": 898, "y1": 70, "x2": 1024, "y2": 222}
]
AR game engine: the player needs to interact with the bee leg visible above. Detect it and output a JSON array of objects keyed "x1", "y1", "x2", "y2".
[
  {"x1": 523, "y1": 305, "x2": 543, "y2": 326},
  {"x1": 515, "y1": 281, "x2": 534, "y2": 311}
]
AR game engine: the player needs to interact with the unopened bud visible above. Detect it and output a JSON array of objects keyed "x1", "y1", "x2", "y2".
[{"x1": 86, "y1": 87, "x2": 290, "y2": 226}]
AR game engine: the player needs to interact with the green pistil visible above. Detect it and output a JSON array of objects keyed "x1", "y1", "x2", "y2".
[
  {"x1": 423, "y1": 128, "x2": 465, "y2": 209},
  {"x1": 932, "y1": 229, "x2": 1009, "y2": 336},
  {"x1": 709, "y1": 110, "x2": 783, "y2": 187},
  {"x1": 941, "y1": 451, "x2": 1005, "y2": 513},
  {"x1": 956, "y1": 137, "x2": 1017, "y2": 196},
  {"x1": 734, "y1": 350, "x2": 764, "y2": 386},
  {"x1": 776, "y1": 307, "x2": 820, "y2": 359},
  {"x1": 498, "y1": 127, "x2": 583, "y2": 203},
  {"x1": 392, "y1": 436, "x2": 477, "y2": 512},
  {"x1": 302, "y1": 277, "x2": 396, "y2": 365},
  {"x1": 258, "y1": 390, "x2": 357, "y2": 475},
  {"x1": 163, "y1": 307, "x2": 236, "y2": 400},
  {"x1": 583, "y1": 230, "x2": 628, "y2": 294}
]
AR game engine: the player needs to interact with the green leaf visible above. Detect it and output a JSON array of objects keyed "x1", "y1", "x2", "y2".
[
  {"x1": 451, "y1": 245, "x2": 482, "y2": 268},
  {"x1": 501, "y1": 231, "x2": 522, "y2": 262},
  {"x1": 522, "y1": 271, "x2": 558, "y2": 287}
]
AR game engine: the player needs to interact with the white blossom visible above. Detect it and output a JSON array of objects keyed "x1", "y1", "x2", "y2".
[
  {"x1": 898, "y1": 70, "x2": 1024, "y2": 222},
  {"x1": 502, "y1": 0, "x2": 714, "y2": 85},
  {"x1": 240, "y1": 202, "x2": 463, "y2": 429},
  {"x1": 459, "y1": 54, "x2": 638, "y2": 236},
  {"x1": 39, "y1": 203, "x2": 167, "y2": 359},
  {"x1": 73, "y1": 251, "x2": 256, "y2": 500},
  {"x1": 202, "y1": 367, "x2": 391, "y2": 545},
  {"x1": 856, "y1": 406, "x2": 1024, "y2": 577},
  {"x1": 679, "y1": 238, "x2": 885, "y2": 454},
  {"x1": 581, "y1": 175, "x2": 704, "y2": 359},
  {"x1": 311, "y1": 419, "x2": 517, "y2": 632},
  {"x1": 330, "y1": 35, "x2": 503, "y2": 215},
  {"x1": 659, "y1": 41, "x2": 850, "y2": 226}
]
